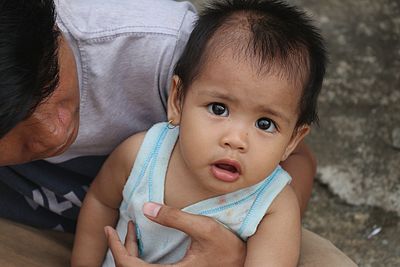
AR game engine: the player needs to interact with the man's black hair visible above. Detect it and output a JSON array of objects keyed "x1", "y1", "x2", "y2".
[
  {"x1": 174, "y1": 0, "x2": 327, "y2": 127},
  {"x1": 0, "y1": 0, "x2": 60, "y2": 138}
]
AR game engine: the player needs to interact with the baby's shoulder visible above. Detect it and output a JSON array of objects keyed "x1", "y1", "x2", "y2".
[
  {"x1": 267, "y1": 185, "x2": 299, "y2": 215},
  {"x1": 107, "y1": 131, "x2": 147, "y2": 173},
  {"x1": 116, "y1": 131, "x2": 147, "y2": 158}
]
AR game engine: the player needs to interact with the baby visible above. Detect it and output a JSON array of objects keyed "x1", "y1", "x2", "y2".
[{"x1": 72, "y1": 0, "x2": 326, "y2": 266}]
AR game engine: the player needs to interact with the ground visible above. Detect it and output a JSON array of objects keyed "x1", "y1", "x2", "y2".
[{"x1": 304, "y1": 182, "x2": 400, "y2": 266}]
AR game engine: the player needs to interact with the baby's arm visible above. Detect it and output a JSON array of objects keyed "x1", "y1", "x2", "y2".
[
  {"x1": 71, "y1": 132, "x2": 145, "y2": 267},
  {"x1": 245, "y1": 186, "x2": 301, "y2": 267}
]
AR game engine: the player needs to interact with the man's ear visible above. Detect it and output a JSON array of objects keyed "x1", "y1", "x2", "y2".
[
  {"x1": 167, "y1": 75, "x2": 183, "y2": 125},
  {"x1": 281, "y1": 125, "x2": 310, "y2": 161}
]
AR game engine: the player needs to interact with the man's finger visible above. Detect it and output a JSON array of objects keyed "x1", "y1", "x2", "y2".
[
  {"x1": 124, "y1": 221, "x2": 139, "y2": 257},
  {"x1": 105, "y1": 226, "x2": 129, "y2": 261},
  {"x1": 143, "y1": 202, "x2": 220, "y2": 241},
  {"x1": 142, "y1": 202, "x2": 246, "y2": 266}
]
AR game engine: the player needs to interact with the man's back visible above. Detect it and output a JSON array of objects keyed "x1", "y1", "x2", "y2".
[{"x1": 49, "y1": 0, "x2": 197, "y2": 163}]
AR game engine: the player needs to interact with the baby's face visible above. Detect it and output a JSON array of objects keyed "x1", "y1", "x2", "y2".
[{"x1": 168, "y1": 52, "x2": 309, "y2": 197}]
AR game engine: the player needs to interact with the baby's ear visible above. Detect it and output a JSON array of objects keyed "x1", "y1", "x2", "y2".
[
  {"x1": 281, "y1": 125, "x2": 310, "y2": 161},
  {"x1": 167, "y1": 75, "x2": 183, "y2": 125}
]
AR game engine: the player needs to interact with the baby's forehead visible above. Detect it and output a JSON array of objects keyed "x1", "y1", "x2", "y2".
[
  {"x1": 199, "y1": 22, "x2": 311, "y2": 90},
  {"x1": 201, "y1": 46, "x2": 309, "y2": 93},
  {"x1": 197, "y1": 50, "x2": 304, "y2": 99}
]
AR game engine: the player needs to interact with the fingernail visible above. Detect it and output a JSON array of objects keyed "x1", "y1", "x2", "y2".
[
  {"x1": 143, "y1": 202, "x2": 162, "y2": 218},
  {"x1": 104, "y1": 226, "x2": 109, "y2": 238}
]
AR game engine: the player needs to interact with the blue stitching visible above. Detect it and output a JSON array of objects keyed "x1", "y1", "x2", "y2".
[
  {"x1": 85, "y1": 31, "x2": 178, "y2": 44},
  {"x1": 198, "y1": 168, "x2": 280, "y2": 216},
  {"x1": 135, "y1": 224, "x2": 144, "y2": 257},
  {"x1": 238, "y1": 169, "x2": 280, "y2": 236},
  {"x1": 148, "y1": 126, "x2": 168, "y2": 201},
  {"x1": 198, "y1": 190, "x2": 261, "y2": 216},
  {"x1": 128, "y1": 125, "x2": 168, "y2": 201}
]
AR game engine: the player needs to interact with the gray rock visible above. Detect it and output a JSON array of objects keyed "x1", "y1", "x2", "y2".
[
  {"x1": 392, "y1": 127, "x2": 400, "y2": 149},
  {"x1": 298, "y1": 0, "x2": 400, "y2": 217}
]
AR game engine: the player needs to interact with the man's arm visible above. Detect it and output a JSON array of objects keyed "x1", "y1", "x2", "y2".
[{"x1": 280, "y1": 141, "x2": 316, "y2": 216}]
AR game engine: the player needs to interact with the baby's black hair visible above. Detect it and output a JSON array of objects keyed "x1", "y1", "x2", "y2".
[{"x1": 174, "y1": 0, "x2": 327, "y2": 127}]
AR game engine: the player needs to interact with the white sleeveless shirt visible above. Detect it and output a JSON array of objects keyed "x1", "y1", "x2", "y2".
[{"x1": 103, "y1": 122, "x2": 292, "y2": 265}]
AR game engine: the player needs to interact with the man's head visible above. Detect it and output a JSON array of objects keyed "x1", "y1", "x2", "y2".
[
  {"x1": 0, "y1": 0, "x2": 80, "y2": 165},
  {"x1": 174, "y1": 0, "x2": 327, "y2": 128},
  {"x1": 0, "y1": 0, "x2": 59, "y2": 137}
]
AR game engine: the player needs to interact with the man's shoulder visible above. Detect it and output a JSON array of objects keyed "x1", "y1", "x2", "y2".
[{"x1": 56, "y1": 0, "x2": 197, "y2": 41}]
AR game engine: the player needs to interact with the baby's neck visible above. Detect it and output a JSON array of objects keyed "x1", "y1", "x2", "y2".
[{"x1": 164, "y1": 146, "x2": 219, "y2": 209}]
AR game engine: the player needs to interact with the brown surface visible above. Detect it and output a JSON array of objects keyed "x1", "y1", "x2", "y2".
[
  {"x1": 0, "y1": 217, "x2": 357, "y2": 267},
  {"x1": 0, "y1": 218, "x2": 73, "y2": 267}
]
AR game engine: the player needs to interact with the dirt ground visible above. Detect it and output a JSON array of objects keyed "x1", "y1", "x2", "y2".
[{"x1": 304, "y1": 182, "x2": 400, "y2": 267}]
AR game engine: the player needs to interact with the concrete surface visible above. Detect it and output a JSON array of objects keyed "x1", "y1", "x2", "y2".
[
  {"x1": 293, "y1": 1, "x2": 400, "y2": 265},
  {"x1": 304, "y1": 182, "x2": 400, "y2": 267},
  {"x1": 187, "y1": 0, "x2": 400, "y2": 266},
  {"x1": 295, "y1": 0, "x2": 400, "y2": 219},
  {"x1": 296, "y1": 0, "x2": 400, "y2": 265}
]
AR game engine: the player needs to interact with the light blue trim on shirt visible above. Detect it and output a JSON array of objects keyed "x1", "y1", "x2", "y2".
[
  {"x1": 147, "y1": 126, "x2": 169, "y2": 201},
  {"x1": 195, "y1": 168, "x2": 280, "y2": 217},
  {"x1": 115, "y1": 122, "x2": 291, "y2": 264}
]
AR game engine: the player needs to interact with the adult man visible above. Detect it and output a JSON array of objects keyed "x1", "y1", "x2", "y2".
[{"x1": 0, "y1": 0, "x2": 356, "y2": 266}]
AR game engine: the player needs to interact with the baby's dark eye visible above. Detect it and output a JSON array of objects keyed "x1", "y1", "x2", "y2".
[
  {"x1": 207, "y1": 103, "x2": 229, "y2": 117},
  {"x1": 256, "y1": 118, "x2": 276, "y2": 132}
]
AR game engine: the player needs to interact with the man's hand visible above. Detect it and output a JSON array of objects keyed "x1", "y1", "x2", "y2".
[
  {"x1": 105, "y1": 202, "x2": 246, "y2": 267},
  {"x1": 105, "y1": 221, "x2": 152, "y2": 267}
]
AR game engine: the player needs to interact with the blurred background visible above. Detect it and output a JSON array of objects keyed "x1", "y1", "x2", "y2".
[{"x1": 186, "y1": 0, "x2": 400, "y2": 266}]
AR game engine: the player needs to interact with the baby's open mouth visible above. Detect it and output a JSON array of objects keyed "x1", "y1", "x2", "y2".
[
  {"x1": 215, "y1": 163, "x2": 238, "y2": 173},
  {"x1": 211, "y1": 161, "x2": 241, "y2": 182}
]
